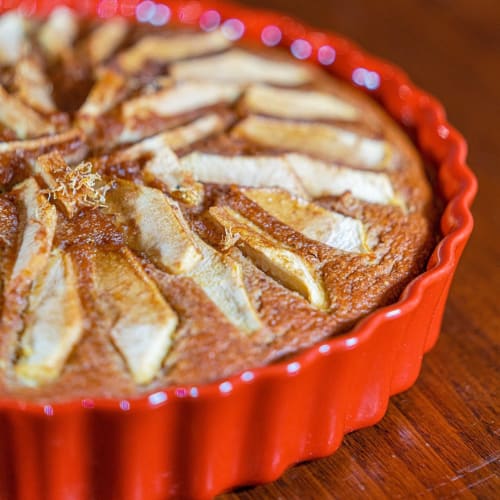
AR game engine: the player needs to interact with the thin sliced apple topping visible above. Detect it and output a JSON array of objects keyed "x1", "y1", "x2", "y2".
[
  {"x1": 78, "y1": 68, "x2": 128, "y2": 119},
  {"x1": 121, "y1": 81, "x2": 241, "y2": 121},
  {"x1": 0, "y1": 85, "x2": 54, "y2": 139},
  {"x1": 92, "y1": 248, "x2": 178, "y2": 385},
  {"x1": 146, "y1": 113, "x2": 228, "y2": 151},
  {"x1": 233, "y1": 116, "x2": 392, "y2": 169},
  {"x1": 285, "y1": 154, "x2": 398, "y2": 205},
  {"x1": 105, "y1": 180, "x2": 201, "y2": 274},
  {"x1": 0, "y1": 128, "x2": 86, "y2": 164},
  {"x1": 15, "y1": 249, "x2": 83, "y2": 385},
  {"x1": 34, "y1": 152, "x2": 109, "y2": 217},
  {"x1": 118, "y1": 81, "x2": 241, "y2": 144},
  {"x1": 241, "y1": 84, "x2": 359, "y2": 122},
  {"x1": 4, "y1": 178, "x2": 56, "y2": 301},
  {"x1": 117, "y1": 113, "x2": 226, "y2": 162},
  {"x1": 116, "y1": 114, "x2": 227, "y2": 204},
  {"x1": 13, "y1": 55, "x2": 56, "y2": 114},
  {"x1": 243, "y1": 188, "x2": 369, "y2": 253},
  {"x1": 186, "y1": 236, "x2": 261, "y2": 333},
  {"x1": 210, "y1": 207, "x2": 328, "y2": 310},
  {"x1": 37, "y1": 7, "x2": 78, "y2": 61},
  {"x1": 0, "y1": 11, "x2": 26, "y2": 66},
  {"x1": 171, "y1": 49, "x2": 312, "y2": 85},
  {"x1": 177, "y1": 152, "x2": 309, "y2": 198},
  {"x1": 117, "y1": 30, "x2": 230, "y2": 73},
  {"x1": 80, "y1": 17, "x2": 128, "y2": 66}
]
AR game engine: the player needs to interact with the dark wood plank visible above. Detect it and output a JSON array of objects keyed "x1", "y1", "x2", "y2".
[{"x1": 219, "y1": 0, "x2": 500, "y2": 497}]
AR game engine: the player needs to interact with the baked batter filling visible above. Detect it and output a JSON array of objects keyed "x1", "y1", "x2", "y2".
[{"x1": 0, "y1": 9, "x2": 437, "y2": 401}]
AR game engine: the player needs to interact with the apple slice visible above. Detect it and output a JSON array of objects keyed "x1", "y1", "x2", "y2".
[
  {"x1": 118, "y1": 81, "x2": 241, "y2": 144},
  {"x1": 81, "y1": 17, "x2": 128, "y2": 66},
  {"x1": 105, "y1": 180, "x2": 202, "y2": 274},
  {"x1": 0, "y1": 85, "x2": 54, "y2": 139},
  {"x1": 243, "y1": 188, "x2": 369, "y2": 253},
  {"x1": 117, "y1": 30, "x2": 230, "y2": 73},
  {"x1": 116, "y1": 113, "x2": 226, "y2": 162},
  {"x1": 92, "y1": 248, "x2": 178, "y2": 385},
  {"x1": 78, "y1": 68, "x2": 127, "y2": 118},
  {"x1": 241, "y1": 84, "x2": 359, "y2": 121},
  {"x1": 186, "y1": 236, "x2": 261, "y2": 333},
  {"x1": 210, "y1": 207, "x2": 328, "y2": 310},
  {"x1": 4, "y1": 178, "x2": 56, "y2": 304},
  {"x1": 33, "y1": 151, "x2": 109, "y2": 218},
  {"x1": 15, "y1": 249, "x2": 83, "y2": 385},
  {"x1": 13, "y1": 55, "x2": 56, "y2": 114},
  {"x1": 0, "y1": 11, "x2": 26, "y2": 65},
  {"x1": 233, "y1": 115, "x2": 392, "y2": 169},
  {"x1": 37, "y1": 6, "x2": 78, "y2": 61},
  {"x1": 177, "y1": 152, "x2": 308, "y2": 198},
  {"x1": 0, "y1": 128, "x2": 86, "y2": 165},
  {"x1": 121, "y1": 81, "x2": 241, "y2": 121},
  {"x1": 171, "y1": 49, "x2": 312, "y2": 85},
  {"x1": 285, "y1": 153, "x2": 398, "y2": 205}
]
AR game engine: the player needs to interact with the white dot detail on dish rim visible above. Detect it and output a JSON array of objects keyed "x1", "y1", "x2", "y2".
[
  {"x1": 221, "y1": 19, "x2": 245, "y2": 41},
  {"x1": 344, "y1": 337, "x2": 358, "y2": 348},
  {"x1": 290, "y1": 39, "x2": 312, "y2": 60},
  {"x1": 261, "y1": 25, "x2": 282, "y2": 47},
  {"x1": 150, "y1": 4, "x2": 170, "y2": 26},
  {"x1": 135, "y1": 0, "x2": 156, "y2": 23},
  {"x1": 240, "y1": 370, "x2": 255, "y2": 382},
  {"x1": 199, "y1": 9, "x2": 221, "y2": 32},
  {"x1": 287, "y1": 361, "x2": 301, "y2": 374},
  {"x1": 318, "y1": 45, "x2": 336, "y2": 65},
  {"x1": 119, "y1": 400, "x2": 131, "y2": 411},
  {"x1": 319, "y1": 344, "x2": 331, "y2": 354},
  {"x1": 219, "y1": 381, "x2": 233, "y2": 393},
  {"x1": 148, "y1": 391, "x2": 168, "y2": 406}
]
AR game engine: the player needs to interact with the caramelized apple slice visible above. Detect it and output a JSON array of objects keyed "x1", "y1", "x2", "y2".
[
  {"x1": 177, "y1": 152, "x2": 308, "y2": 198},
  {"x1": 78, "y1": 68, "x2": 127, "y2": 118},
  {"x1": 15, "y1": 249, "x2": 83, "y2": 385},
  {"x1": 243, "y1": 188, "x2": 369, "y2": 253},
  {"x1": 241, "y1": 84, "x2": 359, "y2": 121},
  {"x1": 13, "y1": 55, "x2": 56, "y2": 114},
  {"x1": 0, "y1": 86, "x2": 54, "y2": 139},
  {"x1": 117, "y1": 30, "x2": 230, "y2": 73},
  {"x1": 105, "y1": 180, "x2": 201, "y2": 274},
  {"x1": 37, "y1": 7, "x2": 78, "y2": 61},
  {"x1": 233, "y1": 116, "x2": 392, "y2": 169},
  {"x1": 146, "y1": 113, "x2": 228, "y2": 151},
  {"x1": 171, "y1": 49, "x2": 312, "y2": 85},
  {"x1": 4, "y1": 178, "x2": 56, "y2": 302},
  {"x1": 93, "y1": 248, "x2": 178, "y2": 385},
  {"x1": 0, "y1": 11, "x2": 26, "y2": 65},
  {"x1": 0, "y1": 128, "x2": 86, "y2": 165},
  {"x1": 81, "y1": 17, "x2": 128, "y2": 65},
  {"x1": 186, "y1": 236, "x2": 261, "y2": 333},
  {"x1": 210, "y1": 207, "x2": 328, "y2": 310},
  {"x1": 121, "y1": 81, "x2": 241, "y2": 121},
  {"x1": 285, "y1": 154, "x2": 398, "y2": 205},
  {"x1": 118, "y1": 81, "x2": 241, "y2": 144},
  {"x1": 116, "y1": 113, "x2": 226, "y2": 163},
  {"x1": 33, "y1": 152, "x2": 108, "y2": 218}
]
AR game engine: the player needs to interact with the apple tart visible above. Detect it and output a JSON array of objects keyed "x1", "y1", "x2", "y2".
[{"x1": 0, "y1": 9, "x2": 437, "y2": 401}]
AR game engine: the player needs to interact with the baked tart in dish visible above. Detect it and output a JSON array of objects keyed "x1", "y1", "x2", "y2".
[
  {"x1": 0, "y1": 2, "x2": 477, "y2": 499},
  {"x1": 0, "y1": 7, "x2": 439, "y2": 402}
]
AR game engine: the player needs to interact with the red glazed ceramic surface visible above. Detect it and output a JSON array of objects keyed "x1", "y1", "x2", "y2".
[{"x1": 0, "y1": 1, "x2": 477, "y2": 499}]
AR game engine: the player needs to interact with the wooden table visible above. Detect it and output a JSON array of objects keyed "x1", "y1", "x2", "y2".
[{"x1": 220, "y1": 0, "x2": 500, "y2": 497}]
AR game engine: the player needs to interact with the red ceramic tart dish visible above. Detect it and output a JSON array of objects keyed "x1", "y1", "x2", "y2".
[{"x1": 0, "y1": 1, "x2": 476, "y2": 499}]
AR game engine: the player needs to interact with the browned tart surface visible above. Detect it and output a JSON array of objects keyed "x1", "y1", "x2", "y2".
[{"x1": 0, "y1": 9, "x2": 437, "y2": 402}]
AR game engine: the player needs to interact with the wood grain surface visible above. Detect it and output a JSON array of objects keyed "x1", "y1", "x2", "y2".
[{"x1": 219, "y1": 0, "x2": 500, "y2": 498}]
